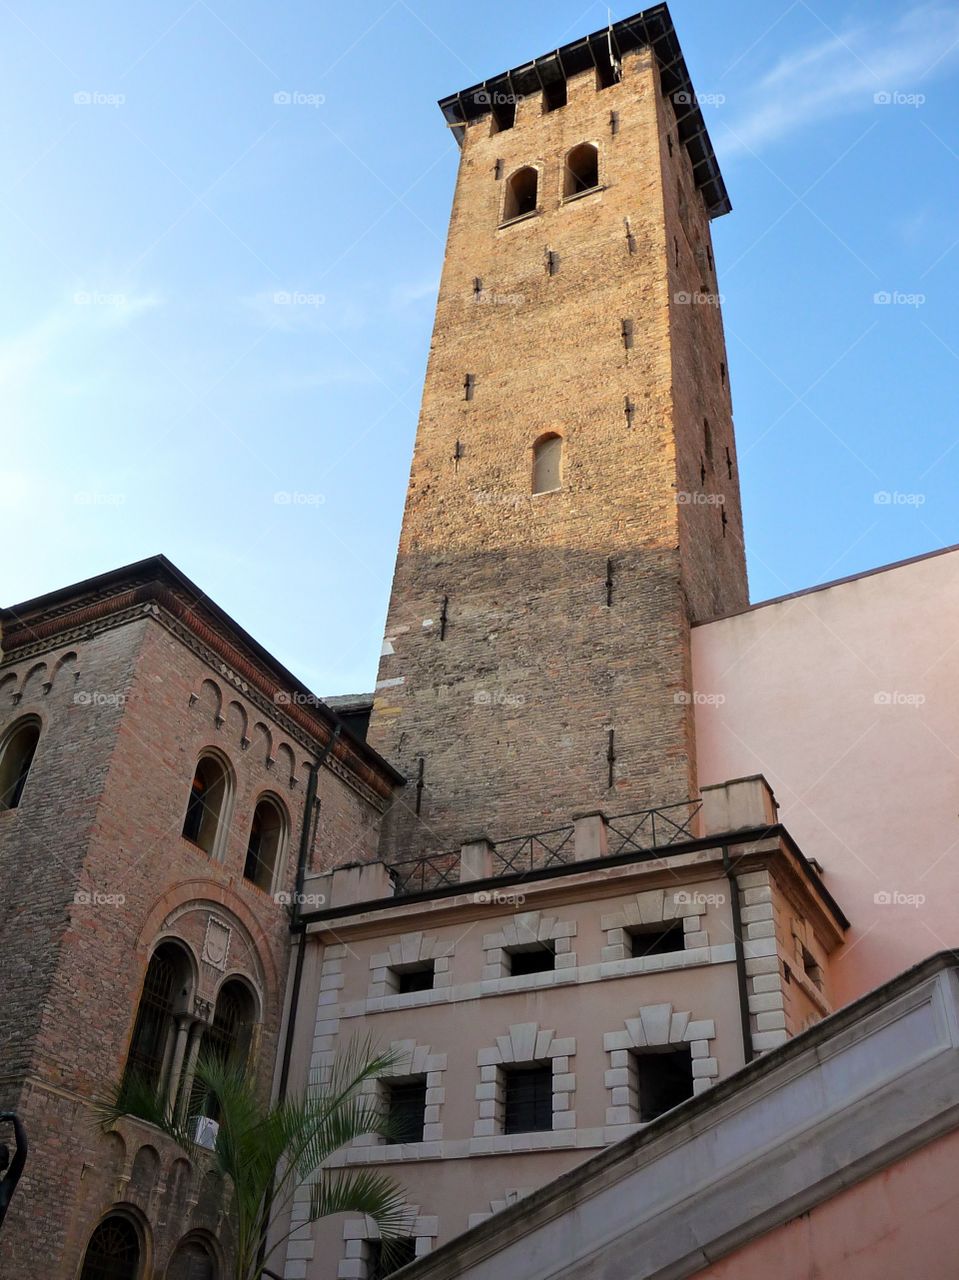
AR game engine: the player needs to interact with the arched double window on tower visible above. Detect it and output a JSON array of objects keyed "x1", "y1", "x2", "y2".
[
  {"x1": 0, "y1": 717, "x2": 41, "y2": 811},
  {"x1": 182, "y1": 753, "x2": 232, "y2": 857},
  {"x1": 532, "y1": 433, "x2": 563, "y2": 494},
  {"x1": 563, "y1": 143, "x2": 600, "y2": 197},
  {"x1": 503, "y1": 166, "x2": 539, "y2": 221},
  {"x1": 78, "y1": 1213, "x2": 142, "y2": 1280},
  {"x1": 243, "y1": 796, "x2": 287, "y2": 893}
]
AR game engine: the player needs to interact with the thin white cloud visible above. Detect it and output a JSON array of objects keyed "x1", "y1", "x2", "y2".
[{"x1": 719, "y1": 3, "x2": 959, "y2": 156}]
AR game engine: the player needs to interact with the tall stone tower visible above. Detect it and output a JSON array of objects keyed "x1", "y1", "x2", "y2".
[{"x1": 368, "y1": 5, "x2": 747, "y2": 860}]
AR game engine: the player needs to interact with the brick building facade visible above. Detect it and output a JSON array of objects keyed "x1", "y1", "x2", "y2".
[
  {"x1": 367, "y1": 8, "x2": 747, "y2": 862},
  {"x1": 0, "y1": 558, "x2": 400, "y2": 1278}
]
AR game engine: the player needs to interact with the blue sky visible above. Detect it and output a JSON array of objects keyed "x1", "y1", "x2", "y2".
[{"x1": 2, "y1": 0, "x2": 957, "y2": 695}]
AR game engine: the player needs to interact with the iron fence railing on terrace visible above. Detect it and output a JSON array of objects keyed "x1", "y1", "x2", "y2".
[
  {"x1": 388, "y1": 851, "x2": 460, "y2": 896},
  {"x1": 492, "y1": 825, "x2": 575, "y2": 877},
  {"x1": 605, "y1": 799, "x2": 703, "y2": 857},
  {"x1": 387, "y1": 799, "x2": 703, "y2": 896}
]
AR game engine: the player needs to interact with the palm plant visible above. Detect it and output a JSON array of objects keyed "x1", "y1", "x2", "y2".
[{"x1": 97, "y1": 1038, "x2": 412, "y2": 1280}]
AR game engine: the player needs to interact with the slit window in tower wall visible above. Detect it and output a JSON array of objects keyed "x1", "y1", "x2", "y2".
[
  {"x1": 726, "y1": 447, "x2": 733, "y2": 479},
  {"x1": 504, "y1": 167, "x2": 538, "y2": 220},
  {"x1": 494, "y1": 159, "x2": 504, "y2": 179},
  {"x1": 473, "y1": 277, "x2": 483, "y2": 299},
  {"x1": 464, "y1": 373, "x2": 475, "y2": 401},
  {"x1": 609, "y1": 110, "x2": 620, "y2": 135},
  {"x1": 720, "y1": 361, "x2": 727, "y2": 387},
  {"x1": 532, "y1": 433, "x2": 562, "y2": 493},
  {"x1": 546, "y1": 249, "x2": 559, "y2": 276},
  {"x1": 542, "y1": 78, "x2": 567, "y2": 112},
  {"x1": 490, "y1": 96, "x2": 516, "y2": 133},
  {"x1": 667, "y1": 133, "x2": 674, "y2": 156},
  {"x1": 621, "y1": 318, "x2": 634, "y2": 350}
]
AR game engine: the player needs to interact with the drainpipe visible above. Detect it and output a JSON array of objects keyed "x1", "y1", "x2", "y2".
[
  {"x1": 277, "y1": 724, "x2": 340, "y2": 1100},
  {"x1": 722, "y1": 845, "x2": 754, "y2": 1066}
]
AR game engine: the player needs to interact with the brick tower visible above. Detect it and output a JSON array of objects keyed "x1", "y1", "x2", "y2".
[{"x1": 368, "y1": 5, "x2": 748, "y2": 860}]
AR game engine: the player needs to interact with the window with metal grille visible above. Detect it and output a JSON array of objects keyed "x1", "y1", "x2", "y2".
[
  {"x1": 634, "y1": 1047, "x2": 694, "y2": 1121},
  {"x1": 385, "y1": 1078, "x2": 427, "y2": 1142},
  {"x1": 505, "y1": 942, "x2": 555, "y2": 976},
  {"x1": 393, "y1": 961, "x2": 435, "y2": 993},
  {"x1": 0, "y1": 718, "x2": 40, "y2": 810},
  {"x1": 78, "y1": 1215, "x2": 141, "y2": 1280},
  {"x1": 166, "y1": 1239, "x2": 217, "y2": 1280},
  {"x1": 367, "y1": 1238, "x2": 417, "y2": 1280},
  {"x1": 627, "y1": 921, "x2": 685, "y2": 959},
  {"x1": 124, "y1": 944, "x2": 186, "y2": 1092},
  {"x1": 503, "y1": 1063, "x2": 553, "y2": 1133}
]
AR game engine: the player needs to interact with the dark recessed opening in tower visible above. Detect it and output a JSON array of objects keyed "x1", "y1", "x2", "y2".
[
  {"x1": 595, "y1": 45, "x2": 619, "y2": 89},
  {"x1": 564, "y1": 143, "x2": 600, "y2": 197},
  {"x1": 490, "y1": 96, "x2": 516, "y2": 133},
  {"x1": 504, "y1": 166, "x2": 538, "y2": 220},
  {"x1": 542, "y1": 78, "x2": 567, "y2": 112}
]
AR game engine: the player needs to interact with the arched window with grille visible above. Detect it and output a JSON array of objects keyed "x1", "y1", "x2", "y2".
[
  {"x1": 503, "y1": 166, "x2": 538, "y2": 221},
  {"x1": 182, "y1": 754, "x2": 232, "y2": 856},
  {"x1": 563, "y1": 142, "x2": 600, "y2": 196},
  {"x1": 78, "y1": 1214, "x2": 142, "y2": 1280},
  {"x1": 532, "y1": 433, "x2": 563, "y2": 494},
  {"x1": 124, "y1": 942, "x2": 193, "y2": 1098},
  {"x1": 166, "y1": 1235, "x2": 218, "y2": 1280},
  {"x1": 0, "y1": 717, "x2": 40, "y2": 811},
  {"x1": 200, "y1": 979, "x2": 257, "y2": 1119},
  {"x1": 243, "y1": 797, "x2": 286, "y2": 892}
]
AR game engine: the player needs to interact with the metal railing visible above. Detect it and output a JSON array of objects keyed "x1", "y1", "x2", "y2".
[
  {"x1": 388, "y1": 851, "x2": 460, "y2": 896},
  {"x1": 606, "y1": 799, "x2": 702, "y2": 857},
  {"x1": 493, "y1": 825, "x2": 575, "y2": 876}
]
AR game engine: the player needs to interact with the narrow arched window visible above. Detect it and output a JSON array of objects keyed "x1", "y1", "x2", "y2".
[
  {"x1": 167, "y1": 1237, "x2": 217, "y2": 1280},
  {"x1": 124, "y1": 942, "x2": 193, "y2": 1096},
  {"x1": 0, "y1": 718, "x2": 40, "y2": 811},
  {"x1": 532, "y1": 434, "x2": 563, "y2": 494},
  {"x1": 243, "y1": 798, "x2": 285, "y2": 892},
  {"x1": 206, "y1": 979, "x2": 256, "y2": 1074},
  {"x1": 564, "y1": 143, "x2": 599, "y2": 196},
  {"x1": 504, "y1": 167, "x2": 538, "y2": 220},
  {"x1": 79, "y1": 1215, "x2": 141, "y2": 1280},
  {"x1": 182, "y1": 755, "x2": 230, "y2": 854}
]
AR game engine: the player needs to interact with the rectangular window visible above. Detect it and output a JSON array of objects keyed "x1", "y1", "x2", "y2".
[
  {"x1": 503, "y1": 1063, "x2": 552, "y2": 1133},
  {"x1": 506, "y1": 942, "x2": 555, "y2": 976},
  {"x1": 367, "y1": 1239, "x2": 417, "y2": 1280},
  {"x1": 385, "y1": 1078, "x2": 427, "y2": 1142},
  {"x1": 627, "y1": 921, "x2": 685, "y2": 958},
  {"x1": 542, "y1": 79, "x2": 567, "y2": 112},
  {"x1": 392, "y1": 960, "x2": 435, "y2": 993},
  {"x1": 634, "y1": 1048, "x2": 694, "y2": 1121}
]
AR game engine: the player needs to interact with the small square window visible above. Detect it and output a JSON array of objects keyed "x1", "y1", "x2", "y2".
[
  {"x1": 392, "y1": 961, "x2": 435, "y2": 994},
  {"x1": 367, "y1": 1238, "x2": 417, "y2": 1280},
  {"x1": 627, "y1": 922, "x2": 685, "y2": 959},
  {"x1": 503, "y1": 1063, "x2": 552, "y2": 1133},
  {"x1": 634, "y1": 1048, "x2": 694, "y2": 1121},
  {"x1": 506, "y1": 942, "x2": 555, "y2": 976},
  {"x1": 384, "y1": 1078, "x2": 427, "y2": 1143}
]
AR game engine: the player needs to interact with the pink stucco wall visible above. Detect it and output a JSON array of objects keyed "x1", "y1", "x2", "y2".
[
  {"x1": 693, "y1": 547, "x2": 959, "y2": 1005},
  {"x1": 692, "y1": 1125, "x2": 959, "y2": 1279}
]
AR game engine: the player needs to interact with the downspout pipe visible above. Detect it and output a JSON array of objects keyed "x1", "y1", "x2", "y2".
[
  {"x1": 723, "y1": 845, "x2": 754, "y2": 1066},
  {"x1": 278, "y1": 723, "x2": 341, "y2": 1100}
]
